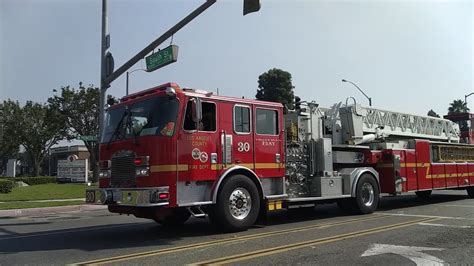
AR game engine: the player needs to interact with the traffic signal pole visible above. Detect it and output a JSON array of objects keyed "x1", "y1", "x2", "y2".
[
  {"x1": 98, "y1": 0, "x2": 217, "y2": 137},
  {"x1": 99, "y1": 0, "x2": 260, "y2": 137}
]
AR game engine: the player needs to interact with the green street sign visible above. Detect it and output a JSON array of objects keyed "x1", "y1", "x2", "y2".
[
  {"x1": 78, "y1": 135, "x2": 98, "y2": 142},
  {"x1": 145, "y1": 45, "x2": 179, "y2": 72}
]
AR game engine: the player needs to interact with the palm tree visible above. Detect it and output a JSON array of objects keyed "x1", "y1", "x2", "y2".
[{"x1": 448, "y1": 99, "x2": 470, "y2": 115}]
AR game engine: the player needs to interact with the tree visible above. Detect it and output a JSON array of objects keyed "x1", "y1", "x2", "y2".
[
  {"x1": 427, "y1": 109, "x2": 440, "y2": 118},
  {"x1": 255, "y1": 68, "x2": 295, "y2": 110},
  {"x1": 448, "y1": 99, "x2": 470, "y2": 115},
  {"x1": 0, "y1": 100, "x2": 22, "y2": 174},
  {"x1": 18, "y1": 101, "x2": 66, "y2": 176},
  {"x1": 447, "y1": 99, "x2": 470, "y2": 132},
  {"x1": 48, "y1": 83, "x2": 116, "y2": 182}
]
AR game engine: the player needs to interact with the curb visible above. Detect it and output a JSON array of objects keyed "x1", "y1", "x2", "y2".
[{"x1": 0, "y1": 204, "x2": 108, "y2": 218}]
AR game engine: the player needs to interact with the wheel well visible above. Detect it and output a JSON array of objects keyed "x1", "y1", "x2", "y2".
[{"x1": 212, "y1": 166, "x2": 264, "y2": 203}]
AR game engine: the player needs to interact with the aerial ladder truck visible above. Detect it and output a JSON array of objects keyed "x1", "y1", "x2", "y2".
[{"x1": 86, "y1": 84, "x2": 474, "y2": 231}]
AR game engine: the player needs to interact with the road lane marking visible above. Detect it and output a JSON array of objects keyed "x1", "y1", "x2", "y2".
[
  {"x1": 380, "y1": 212, "x2": 474, "y2": 220},
  {"x1": 0, "y1": 223, "x2": 144, "y2": 240},
  {"x1": 439, "y1": 204, "x2": 474, "y2": 208},
  {"x1": 361, "y1": 243, "x2": 445, "y2": 265},
  {"x1": 418, "y1": 222, "x2": 472, "y2": 229},
  {"x1": 71, "y1": 214, "x2": 389, "y2": 265},
  {"x1": 190, "y1": 217, "x2": 440, "y2": 265}
]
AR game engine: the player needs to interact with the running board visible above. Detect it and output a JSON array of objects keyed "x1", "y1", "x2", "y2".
[{"x1": 187, "y1": 206, "x2": 206, "y2": 218}]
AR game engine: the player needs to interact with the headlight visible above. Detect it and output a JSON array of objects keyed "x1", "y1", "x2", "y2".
[
  {"x1": 99, "y1": 170, "x2": 111, "y2": 178},
  {"x1": 135, "y1": 167, "x2": 150, "y2": 177}
]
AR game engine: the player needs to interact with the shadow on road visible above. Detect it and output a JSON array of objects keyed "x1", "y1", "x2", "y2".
[
  {"x1": 377, "y1": 192, "x2": 470, "y2": 211},
  {"x1": 0, "y1": 191, "x2": 470, "y2": 255}
]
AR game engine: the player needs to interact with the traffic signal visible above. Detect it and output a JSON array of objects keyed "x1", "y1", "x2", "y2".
[{"x1": 243, "y1": 0, "x2": 260, "y2": 15}]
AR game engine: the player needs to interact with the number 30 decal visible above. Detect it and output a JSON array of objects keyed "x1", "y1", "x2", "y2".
[{"x1": 237, "y1": 142, "x2": 250, "y2": 152}]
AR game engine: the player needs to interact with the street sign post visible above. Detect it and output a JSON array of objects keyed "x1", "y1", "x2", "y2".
[{"x1": 145, "y1": 45, "x2": 179, "y2": 72}]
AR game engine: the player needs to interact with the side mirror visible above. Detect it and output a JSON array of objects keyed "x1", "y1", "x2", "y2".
[{"x1": 191, "y1": 98, "x2": 202, "y2": 123}]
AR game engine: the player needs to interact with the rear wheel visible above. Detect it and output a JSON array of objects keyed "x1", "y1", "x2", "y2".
[
  {"x1": 415, "y1": 190, "x2": 432, "y2": 198},
  {"x1": 467, "y1": 187, "x2": 474, "y2": 198},
  {"x1": 208, "y1": 175, "x2": 260, "y2": 232},
  {"x1": 338, "y1": 174, "x2": 379, "y2": 214},
  {"x1": 357, "y1": 175, "x2": 380, "y2": 213},
  {"x1": 154, "y1": 208, "x2": 191, "y2": 226}
]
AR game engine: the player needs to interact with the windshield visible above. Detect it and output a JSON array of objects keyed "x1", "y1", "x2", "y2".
[{"x1": 101, "y1": 97, "x2": 179, "y2": 143}]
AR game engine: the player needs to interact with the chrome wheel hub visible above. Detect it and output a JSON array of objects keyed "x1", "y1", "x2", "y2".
[
  {"x1": 361, "y1": 183, "x2": 375, "y2": 207},
  {"x1": 229, "y1": 187, "x2": 252, "y2": 220}
]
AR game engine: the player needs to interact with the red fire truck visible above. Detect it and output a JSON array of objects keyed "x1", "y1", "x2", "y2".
[{"x1": 86, "y1": 82, "x2": 474, "y2": 231}]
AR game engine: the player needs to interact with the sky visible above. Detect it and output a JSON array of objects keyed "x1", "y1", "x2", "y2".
[{"x1": 0, "y1": 0, "x2": 473, "y2": 117}]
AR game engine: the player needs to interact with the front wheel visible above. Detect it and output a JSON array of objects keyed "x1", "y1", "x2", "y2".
[{"x1": 208, "y1": 175, "x2": 260, "y2": 232}]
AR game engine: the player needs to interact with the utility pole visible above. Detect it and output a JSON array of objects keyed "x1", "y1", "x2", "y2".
[
  {"x1": 126, "y1": 69, "x2": 146, "y2": 96},
  {"x1": 342, "y1": 79, "x2": 372, "y2": 107},
  {"x1": 99, "y1": 0, "x2": 109, "y2": 138},
  {"x1": 465, "y1": 92, "x2": 474, "y2": 107}
]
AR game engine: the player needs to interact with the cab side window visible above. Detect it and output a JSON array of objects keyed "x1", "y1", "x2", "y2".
[
  {"x1": 234, "y1": 105, "x2": 251, "y2": 133},
  {"x1": 256, "y1": 108, "x2": 278, "y2": 135},
  {"x1": 201, "y1": 102, "x2": 216, "y2": 131},
  {"x1": 183, "y1": 100, "x2": 216, "y2": 132}
]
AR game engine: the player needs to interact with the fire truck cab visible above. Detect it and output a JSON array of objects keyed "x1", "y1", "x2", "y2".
[
  {"x1": 87, "y1": 83, "x2": 287, "y2": 231},
  {"x1": 86, "y1": 83, "x2": 474, "y2": 232}
]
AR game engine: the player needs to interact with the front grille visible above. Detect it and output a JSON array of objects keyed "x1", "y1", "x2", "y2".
[{"x1": 111, "y1": 153, "x2": 136, "y2": 187}]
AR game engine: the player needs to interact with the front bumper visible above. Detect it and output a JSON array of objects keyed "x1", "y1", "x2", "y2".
[{"x1": 85, "y1": 186, "x2": 169, "y2": 207}]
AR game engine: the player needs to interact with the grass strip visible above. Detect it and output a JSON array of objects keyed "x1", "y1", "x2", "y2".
[
  {"x1": 0, "y1": 183, "x2": 92, "y2": 202},
  {"x1": 0, "y1": 200, "x2": 84, "y2": 210}
]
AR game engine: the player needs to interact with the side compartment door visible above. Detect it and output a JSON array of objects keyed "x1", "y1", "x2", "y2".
[
  {"x1": 404, "y1": 149, "x2": 418, "y2": 191},
  {"x1": 253, "y1": 106, "x2": 284, "y2": 178}
]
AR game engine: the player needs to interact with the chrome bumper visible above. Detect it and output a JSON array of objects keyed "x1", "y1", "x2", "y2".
[{"x1": 85, "y1": 187, "x2": 169, "y2": 207}]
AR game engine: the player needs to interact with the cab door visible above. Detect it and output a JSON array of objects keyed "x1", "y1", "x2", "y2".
[
  {"x1": 177, "y1": 98, "x2": 219, "y2": 182},
  {"x1": 253, "y1": 106, "x2": 284, "y2": 178},
  {"x1": 232, "y1": 104, "x2": 254, "y2": 169},
  {"x1": 216, "y1": 103, "x2": 255, "y2": 172}
]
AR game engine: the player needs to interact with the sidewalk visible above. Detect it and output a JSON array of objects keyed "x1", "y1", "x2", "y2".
[{"x1": 0, "y1": 200, "x2": 107, "y2": 217}]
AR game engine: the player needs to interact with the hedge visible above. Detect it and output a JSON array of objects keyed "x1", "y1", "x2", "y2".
[
  {"x1": 0, "y1": 180, "x2": 14, "y2": 193},
  {"x1": 1, "y1": 176, "x2": 56, "y2": 185}
]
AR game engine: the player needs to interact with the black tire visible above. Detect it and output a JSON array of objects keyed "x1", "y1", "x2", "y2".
[
  {"x1": 339, "y1": 174, "x2": 379, "y2": 214},
  {"x1": 208, "y1": 175, "x2": 261, "y2": 232},
  {"x1": 415, "y1": 190, "x2": 432, "y2": 198},
  {"x1": 154, "y1": 208, "x2": 191, "y2": 226},
  {"x1": 467, "y1": 187, "x2": 474, "y2": 198},
  {"x1": 355, "y1": 174, "x2": 380, "y2": 214}
]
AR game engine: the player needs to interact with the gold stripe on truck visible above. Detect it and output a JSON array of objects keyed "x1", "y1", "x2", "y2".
[
  {"x1": 151, "y1": 162, "x2": 285, "y2": 173},
  {"x1": 150, "y1": 164, "x2": 188, "y2": 172}
]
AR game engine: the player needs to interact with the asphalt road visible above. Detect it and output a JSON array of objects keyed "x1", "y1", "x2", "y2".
[{"x1": 0, "y1": 190, "x2": 473, "y2": 265}]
